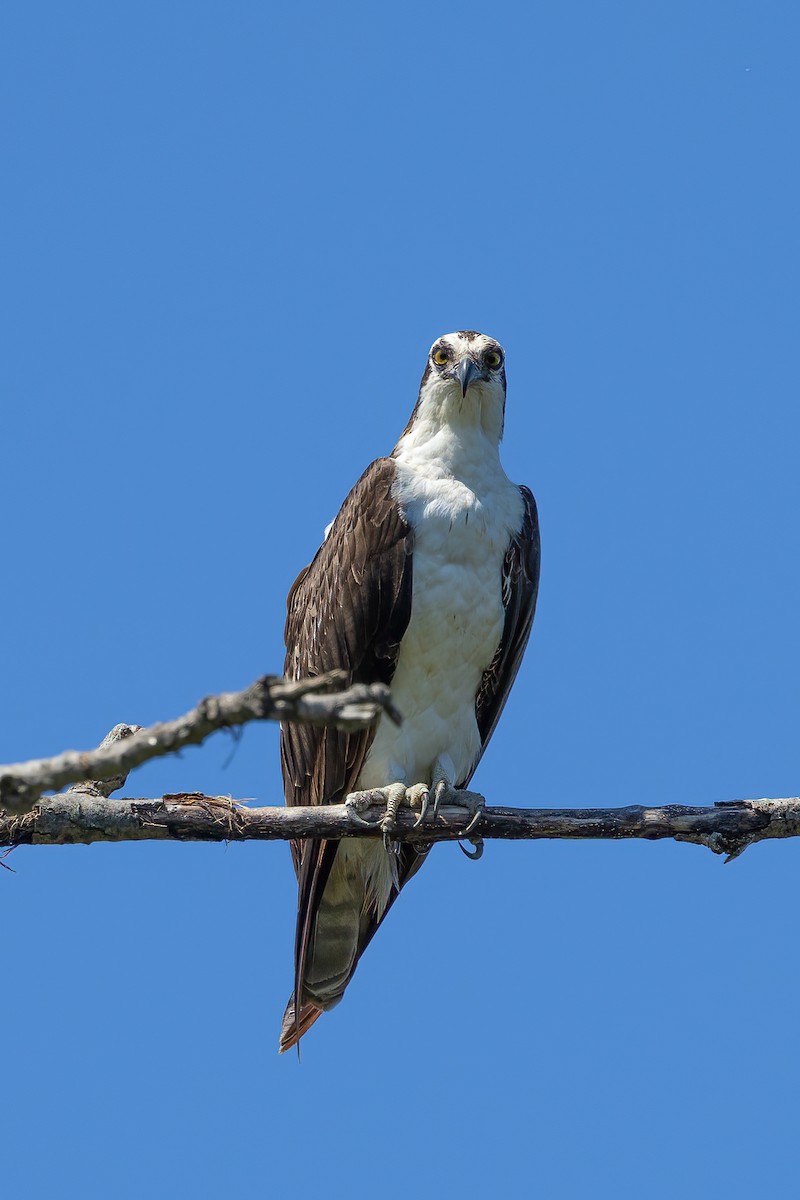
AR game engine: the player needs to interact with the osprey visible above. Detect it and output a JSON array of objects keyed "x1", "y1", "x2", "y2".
[{"x1": 279, "y1": 331, "x2": 540, "y2": 1052}]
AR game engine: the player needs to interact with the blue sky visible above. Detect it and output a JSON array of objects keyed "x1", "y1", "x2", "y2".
[{"x1": 3, "y1": 2, "x2": 799, "y2": 1197}]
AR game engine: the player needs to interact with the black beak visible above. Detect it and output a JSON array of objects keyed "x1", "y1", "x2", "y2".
[{"x1": 452, "y1": 357, "x2": 482, "y2": 397}]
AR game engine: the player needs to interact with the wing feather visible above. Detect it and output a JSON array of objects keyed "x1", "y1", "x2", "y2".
[
  {"x1": 466, "y1": 485, "x2": 540, "y2": 786},
  {"x1": 279, "y1": 457, "x2": 414, "y2": 1036}
]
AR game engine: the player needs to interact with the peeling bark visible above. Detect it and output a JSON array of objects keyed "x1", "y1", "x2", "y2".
[{"x1": 4, "y1": 792, "x2": 799, "y2": 862}]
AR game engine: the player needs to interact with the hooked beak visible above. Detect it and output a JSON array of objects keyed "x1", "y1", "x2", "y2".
[{"x1": 451, "y1": 356, "x2": 483, "y2": 397}]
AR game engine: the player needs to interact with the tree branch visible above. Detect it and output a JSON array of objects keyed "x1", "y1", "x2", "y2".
[
  {"x1": 3, "y1": 680, "x2": 798, "y2": 865},
  {"x1": 0, "y1": 673, "x2": 400, "y2": 816},
  {"x1": 4, "y1": 791, "x2": 800, "y2": 861}
]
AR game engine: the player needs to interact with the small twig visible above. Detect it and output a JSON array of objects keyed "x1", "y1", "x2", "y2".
[
  {"x1": 0, "y1": 673, "x2": 400, "y2": 816},
  {"x1": 68, "y1": 723, "x2": 144, "y2": 798},
  {"x1": 4, "y1": 793, "x2": 800, "y2": 858}
]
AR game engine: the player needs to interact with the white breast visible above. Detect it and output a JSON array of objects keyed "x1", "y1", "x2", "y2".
[{"x1": 357, "y1": 427, "x2": 524, "y2": 792}]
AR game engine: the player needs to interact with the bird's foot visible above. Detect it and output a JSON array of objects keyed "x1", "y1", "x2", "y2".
[
  {"x1": 428, "y1": 779, "x2": 485, "y2": 833},
  {"x1": 344, "y1": 779, "x2": 485, "y2": 857},
  {"x1": 345, "y1": 782, "x2": 429, "y2": 849},
  {"x1": 427, "y1": 778, "x2": 485, "y2": 860}
]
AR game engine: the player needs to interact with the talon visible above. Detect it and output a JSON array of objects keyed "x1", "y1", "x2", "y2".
[
  {"x1": 347, "y1": 809, "x2": 376, "y2": 828},
  {"x1": 412, "y1": 789, "x2": 430, "y2": 827},
  {"x1": 345, "y1": 792, "x2": 380, "y2": 828},
  {"x1": 458, "y1": 837, "x2": 484, "y2": 861},
  {"x1": 464, "y1": 804, "x2": 484, "y2": 836},
  {"x1": 432, "y1": 780, "x2": 448, "y2": 821}
]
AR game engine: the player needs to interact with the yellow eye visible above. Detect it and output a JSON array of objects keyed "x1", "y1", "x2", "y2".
[
  {"x1": 432, "y1": 348, "x2": 450, "y2": 366},
  {"x1": 485, "y1": 350, "x2": 502, "y2": 369}
]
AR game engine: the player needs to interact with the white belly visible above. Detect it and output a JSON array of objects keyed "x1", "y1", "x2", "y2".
[
  {"x1": 357, "y1": 459, "x2": 523, "y2": 791},
  {"x1": 342, "y1": 425, "x2": 524, "y2": 919}
]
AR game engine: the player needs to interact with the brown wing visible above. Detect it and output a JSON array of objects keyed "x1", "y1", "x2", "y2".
[
  {"x1": 465, "y1": 485, "x2": 540, "y2": 787},
  {"x1": 279, "y1": 456, "x2": 414, "y2": 1032}
]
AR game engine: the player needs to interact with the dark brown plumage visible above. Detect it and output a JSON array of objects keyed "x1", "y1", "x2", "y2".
[
  {"x1": 279, "y1": 458, "x2": 415, "y2": 1050},
  {"x1": 473, "y1": 487, "x2": 540, "y2": 770}
]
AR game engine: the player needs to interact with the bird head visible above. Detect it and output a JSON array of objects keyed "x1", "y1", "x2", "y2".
[{"x1": 410, "y1": 331, "x2": 507, "y2": 443}]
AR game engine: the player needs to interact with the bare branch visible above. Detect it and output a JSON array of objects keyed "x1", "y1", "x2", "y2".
[
  {"x1": 0, "y1": 674, "x2": 400, "y2": 816},
  {"x1": 3, "y1": 677, "x2": 798, "y2": 865},
  {"x1": 4, "y1": 792, "x2": 800, "y2": 861},
  {"x1": 67, "y1": 723, "x2": 145, "y2": 798}
]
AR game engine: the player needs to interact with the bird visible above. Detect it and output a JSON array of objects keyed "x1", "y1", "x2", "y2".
[{"x1": 279, "y1": 331, "x2": 540, "y2": 1052}]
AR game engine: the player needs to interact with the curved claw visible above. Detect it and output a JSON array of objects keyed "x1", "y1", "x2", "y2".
[
  {"x1": 346, "y1": 808, "x2": 376, "y2": 828},
  {"x1": 458, "y1": 837, "x2": 484, "y2": 861},
  {"x1": 412, "y1": 789, "x2": 430, "y2": 828},
  {"x1": 345, "y1": 797, "x2": 380, "y2": 828},
  {"x1": 464, "y1": 805, "x2": 484, "y2": 836},
  {"x1": 432, "y1": 781, "x2": 448, "y2": 822},
  {"x1": 380, "y1": 811, "x2": 397, "y2": 848}
]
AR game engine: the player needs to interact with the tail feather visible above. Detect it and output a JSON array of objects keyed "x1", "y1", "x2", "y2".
[
  {"x1": 279, "y1": 997, "x2": 324, "y2": 1054},
  {"x1": 280, "y1": 842, "x2": 425, "y2": 1054}
]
